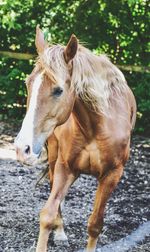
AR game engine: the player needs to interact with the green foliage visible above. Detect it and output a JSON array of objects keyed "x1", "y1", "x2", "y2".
[
  {"x1": 0, "y1": 58, "x2": 33, "y2": 119},
  {"x1": 125, "y1": 71, "x2": 150, "y2": 135},
  {"x1": 0, "y1": 0, "x2": 149, "y2": 135}
]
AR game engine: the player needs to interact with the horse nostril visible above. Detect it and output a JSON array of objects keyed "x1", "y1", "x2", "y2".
[{"x1": 24, "y1": 145, "x2": 30, "y2": 155}]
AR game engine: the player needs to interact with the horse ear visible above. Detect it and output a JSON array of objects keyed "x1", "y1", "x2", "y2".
[
  {"x1": 35, "y1": 25, "x2": 46, "y2": 53},
  {"x1": 64, "y1": 34, "x2": 78, "y2": 63}
]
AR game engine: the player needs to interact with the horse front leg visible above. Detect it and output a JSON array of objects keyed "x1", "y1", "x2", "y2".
[
  {"x1": 47, "y1": 135, "x2": 68, "y2": 242},
  {"x1": 36, "y1": 161, "x2": 77, "y2": 252},
  {"x1": 86, "y1": 166, "x2": 123, "y2": 252},
  {"x1": 52, "y1": 203, "x2": 68, "y2": 242},
  {"x1": 49, "y1": 167, "x2": 68, "y2": 242}
]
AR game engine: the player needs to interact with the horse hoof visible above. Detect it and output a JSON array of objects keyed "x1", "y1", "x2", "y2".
[{"x1": 54, "y1": 230, "x2": 68, "y2": 242}]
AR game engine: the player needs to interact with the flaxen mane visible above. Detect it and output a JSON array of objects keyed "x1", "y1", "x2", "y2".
[{"x1": 39, "y1": 44, "x2": 128, "y2": 116}]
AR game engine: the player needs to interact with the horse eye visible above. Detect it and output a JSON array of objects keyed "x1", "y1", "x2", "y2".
[{"x1": 52, "y1": 87, "x2": 63, "y2": 97}]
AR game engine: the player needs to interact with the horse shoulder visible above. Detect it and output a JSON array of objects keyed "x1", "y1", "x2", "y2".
[
  {"x1": 47, "y1": 133, "x2": 58, "y2": 165},
  {"x1": 54, "y1": 115, "x2": 84, "y2": 160}
]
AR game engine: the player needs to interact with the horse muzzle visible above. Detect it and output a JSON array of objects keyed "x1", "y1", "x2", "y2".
[{"x1": 14, "y1": 136, "x2": 41, "y2": 166}]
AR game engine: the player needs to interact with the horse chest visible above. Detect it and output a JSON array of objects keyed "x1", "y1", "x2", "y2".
[{"x1": 74, "y1": 141, "x2": 101, "y2": 175}]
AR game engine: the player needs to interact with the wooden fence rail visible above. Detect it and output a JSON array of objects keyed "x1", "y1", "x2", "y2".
[
  {"x1": 0, "y1": 50, "x2": 150, "y2": 73},
  {"x1": 0, "y1": 51, "x2": 36, "y2": 60}
]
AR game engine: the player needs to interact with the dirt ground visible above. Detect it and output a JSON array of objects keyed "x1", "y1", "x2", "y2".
[{"x1": 0, "y1": 122, "x2": 150, "y2": 252}]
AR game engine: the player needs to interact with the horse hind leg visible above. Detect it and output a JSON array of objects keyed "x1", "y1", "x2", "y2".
[{"x1": 86, "y1": 165, "x2": 123, "y2": 252}]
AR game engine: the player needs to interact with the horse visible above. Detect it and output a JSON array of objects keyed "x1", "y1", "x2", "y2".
[{"x1": 15, "y1": 25, "x2": 136, "y2": 252}]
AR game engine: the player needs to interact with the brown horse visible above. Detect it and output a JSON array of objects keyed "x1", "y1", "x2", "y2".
[{"x1": 15, "y1": 26, "x2": 136, "y2": 252}]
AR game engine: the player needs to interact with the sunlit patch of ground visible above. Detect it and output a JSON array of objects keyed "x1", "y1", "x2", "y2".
[
  {"x1": 0, "y1": 147, "x2": 16, "y2": 160},
  {"x1": 97, "y1": 221, "x2": 150, "y2": 252}
]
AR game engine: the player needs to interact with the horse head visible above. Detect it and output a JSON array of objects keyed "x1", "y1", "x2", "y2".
[{"x1": 15, "y1": 26, "x2": 78, "y2": 165}]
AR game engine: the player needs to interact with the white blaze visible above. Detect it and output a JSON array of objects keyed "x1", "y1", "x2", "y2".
[{"x1": 16, "y1": 72, "x2": 43, "y2": 151}]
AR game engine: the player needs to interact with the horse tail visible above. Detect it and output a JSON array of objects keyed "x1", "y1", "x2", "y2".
[{"x1": 130, "y1": 94, "x2": 137, "y2": 131}]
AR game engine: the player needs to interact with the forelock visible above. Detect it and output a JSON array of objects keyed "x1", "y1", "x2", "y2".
[{"x1": 38, "y1": 45, "x2": 68, "y2": 82}]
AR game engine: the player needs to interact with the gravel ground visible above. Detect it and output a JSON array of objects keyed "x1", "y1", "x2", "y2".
[{"x1": 0, "y1": 122, "x2": 150, "y2": 252}]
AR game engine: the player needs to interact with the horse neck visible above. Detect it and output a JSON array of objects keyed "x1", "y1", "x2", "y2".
[{"x1": 72, "y1": 98, "x2": 103, "y2": 139}]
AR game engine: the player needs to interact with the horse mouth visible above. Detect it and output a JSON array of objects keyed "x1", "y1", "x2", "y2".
[{"x1": 16, "y1": 150, "x2": 41, "y2": 166}]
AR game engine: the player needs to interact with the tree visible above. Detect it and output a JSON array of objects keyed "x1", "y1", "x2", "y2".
[{"x1": 0, "y1": 0, "x2": 149, "y2": 134}]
